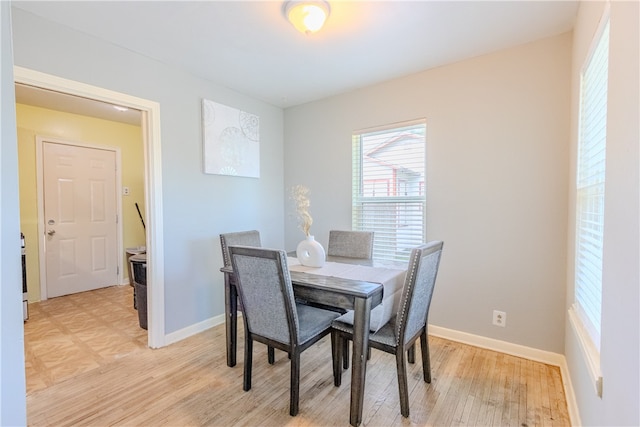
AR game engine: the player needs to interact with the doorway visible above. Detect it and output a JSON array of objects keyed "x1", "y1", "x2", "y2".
[{"x1": 15, "y1": 66, "x2": 166, "y2": 348}]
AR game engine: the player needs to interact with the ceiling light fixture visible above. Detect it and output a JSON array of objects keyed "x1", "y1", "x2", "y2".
[
  {"x1": 283, "y1": 0, "x2": 330, "y2": 35},
  {"x1": 113, "y1": 105, "x2": 129, "y2": 112}
]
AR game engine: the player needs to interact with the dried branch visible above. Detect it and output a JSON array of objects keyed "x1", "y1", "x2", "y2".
[{"x1": 290, "y1": 185, "x2": 313, "y2": 236}]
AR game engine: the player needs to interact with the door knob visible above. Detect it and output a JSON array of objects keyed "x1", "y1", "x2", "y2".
[{"x1": 47, "y1": 230, "x2": 56, "y2": 236}]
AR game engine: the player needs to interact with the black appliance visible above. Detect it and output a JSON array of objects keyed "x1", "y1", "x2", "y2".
[{"x1": 21, "y1": 232, "x2": 28, "y2": 321}]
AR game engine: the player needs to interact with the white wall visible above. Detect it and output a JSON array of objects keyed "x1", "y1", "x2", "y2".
[
  {"x1": 10, "y1": 8, "x2": 286, "y2": 335},
  {"x1": 0, "y1": 3, "x2": 27, "y2": 425},
  {"x1": 565, "y1": 2, "x2": 640, "y2": 425},
  {"x1": 284, "y1": 34, "x2": 572, "y2": 354}
]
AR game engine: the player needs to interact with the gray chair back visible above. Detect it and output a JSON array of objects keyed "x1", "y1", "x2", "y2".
[
  {"x1": 395, "y1": 241, "x2": 444, "y2": 347},
  {"x1": 229, "y1": 246, "x2": 298, "y2": 345},
  {"x1": 327, "y1": 230, "x2": 374, "y2": 259},
  {"x1": 220, "y1": 230, "x2": 261, "y2": 267}
]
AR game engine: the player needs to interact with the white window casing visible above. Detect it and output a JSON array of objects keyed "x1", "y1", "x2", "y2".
[
  {"x1": 572, "y1": 7, "x2": 609, "y2": 398},
  {"x1": 352, "y1": 120, "x2": 426, "y2": 262}
]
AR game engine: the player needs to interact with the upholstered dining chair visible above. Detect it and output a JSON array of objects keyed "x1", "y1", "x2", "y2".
[
  {"x1": 331, "y1": 240, "x2": 444, "y2": 418},
  {"x1": 229, "y1": 246, "x2": 340, "y2": 416},
  {"x1": 220, "y1": 230, "x2": 261, "y2": 268},
  {"x1": 326, "y1": 230, "x2": 375, "y2": 366},
  {"x1": 327, "y1": 230, "x2": 374, "y2": 259},
  {"x1": 220, "y1": 230, "x2": 275, "y2": 364}
]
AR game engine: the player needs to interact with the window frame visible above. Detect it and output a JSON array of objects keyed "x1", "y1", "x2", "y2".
[
  {"x1": 569, "y1": 6, "x2": 609, "y2": 399},
  {"x1": 352, "y1": 119, "x2": 427, "y2": 262}
]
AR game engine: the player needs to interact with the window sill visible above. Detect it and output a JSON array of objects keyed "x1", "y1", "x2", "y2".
[{"x1": 568, "y1": 305, "x2": 603, "y2": 398}]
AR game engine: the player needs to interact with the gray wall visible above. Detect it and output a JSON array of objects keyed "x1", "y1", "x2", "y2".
[
  {"x1": 10, "y1": 8, "x2": 286, "y2": 335},
  {"x1": 565, "y1": 2, "x2": 639, "y2": 425},
  {"x1": 284, "y1": 33, "x2": 572, "y2": 354},
  {"x1": 1, "y1": 3, "x2": 27, "y2": 425}
]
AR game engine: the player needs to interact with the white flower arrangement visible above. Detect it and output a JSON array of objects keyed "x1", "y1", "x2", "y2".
[{"x1": 291, "y1": 185, "x2": 313, "y2": 237}]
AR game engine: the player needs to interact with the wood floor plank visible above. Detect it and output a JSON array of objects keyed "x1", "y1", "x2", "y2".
[
  {"x1": 530, "y1": 358, "x2": 543, "y2": 426},
  {"x1": 519, "y1": 355, "x2": 529, "y2": 425},
  {"x1": 474, "y1": 348, "x2": 500, "y2": 426},
  {"x1": 24, "y1": 286, "x2": 571, "y2": 426},
  {"x1": 488, "y1": 352, "x2": 507, "y2": 425},
  {"x1": 499, "y1": 353, "x2": 518, "y2": 426},
  {"x1": 452, "y1": 346, "x2": 485, "y2": 426},
  {"x1": 465, "y1": 346, "x2": 494, "y2": 425},
  {"x1": 425, "y1": 338, "x2": 467, "y2": 426},
  {"x1": 447, "y1": 344, "x2": 477, "y2": 426},
  {"x1": 551, "y1": 364, "x2": 571, "y2": 427}
]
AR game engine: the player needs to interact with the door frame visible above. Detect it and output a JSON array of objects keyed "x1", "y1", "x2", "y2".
[
  {"x1": 15, "y1": 66, "x2": 166, "y2": 348},
  {"x1": 36, "y1": 137, "x2": 123, "y2": 299}
]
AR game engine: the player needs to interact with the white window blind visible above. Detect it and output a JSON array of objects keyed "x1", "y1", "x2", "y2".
[
  {"x1": 352, "y1": 120, "x2": 426, "y2": 261},
  {"x1": 575, "y1": 18, "x2": 609, "y2": 351}
]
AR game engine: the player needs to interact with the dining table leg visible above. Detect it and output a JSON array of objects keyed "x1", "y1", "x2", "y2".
[
  {"x1": 224, "y1": 272, "x2": 237, "y2": 367},
  {"x1": 349, "y1": 296, "x2": 372, "y2": 427}
]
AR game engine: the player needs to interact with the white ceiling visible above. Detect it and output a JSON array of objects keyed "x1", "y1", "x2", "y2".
[{"x1": 13, "y1": 0, "x2": 578, "y2": 121}]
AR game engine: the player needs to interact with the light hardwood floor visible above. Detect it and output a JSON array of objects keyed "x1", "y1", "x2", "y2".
[{"x1": 24, "y1": 286, "x2": 571, "y2": 426}]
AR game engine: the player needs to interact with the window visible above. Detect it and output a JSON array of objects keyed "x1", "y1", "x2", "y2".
[
  {"x1": 352, "y1": 120, "x2": 426, "y2": 261},
  {"x1": 571, "y1": 12, "x2": 609, "y2": 397}
]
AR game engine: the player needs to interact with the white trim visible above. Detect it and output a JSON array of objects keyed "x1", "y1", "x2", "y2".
[
  {"x1": 429, "y1": 324, "x2": 579, "y2": 426},
  {"x1": 35, "y1": 136, "x2": 123, "y2": 299},
  {"x1": 15, "y1": 66, "x2": 166, "y2": 348},
  {"x1": 568, "y1": 306, "x2": 603, "y2": 397},
  {"x1": 164, "y1": 314, "x2": 226, "y2": 346},
  {"x1": 581, "y1": 2, "x2": 610, "y2": 75},
  {"x1": 559, "y1": 356, "x2": 582, "y2": 427},
  {"x1": 352, "y1": 117, "x2": 427, "y2": 136},
  {"x1": 428, "y1": 324, "x2": 565, "y2": 366}
]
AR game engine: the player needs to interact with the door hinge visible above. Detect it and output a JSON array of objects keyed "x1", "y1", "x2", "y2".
[
  {"x1": 117, "y1": 265, "x2": 120, "y2": 275},
  {"x1": 116, "y1": 214, "x2": 119, "y2": 224}
]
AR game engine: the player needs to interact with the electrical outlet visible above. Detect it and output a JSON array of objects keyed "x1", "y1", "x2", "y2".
[
  {"x1": 493, "y1": 310, "x2": 506, "y2": 327},
  {"x1": 123, "y1": 186, "x2": 130, "y2": 196}
]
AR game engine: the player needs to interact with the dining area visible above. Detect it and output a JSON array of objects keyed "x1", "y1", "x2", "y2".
[{"x1": 219, "y1": 229, "x2": 444, "y2": 426}]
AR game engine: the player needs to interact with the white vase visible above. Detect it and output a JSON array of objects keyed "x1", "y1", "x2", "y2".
[{"x1": 296, "y1": 235, "x2": 326, "y2": 267}]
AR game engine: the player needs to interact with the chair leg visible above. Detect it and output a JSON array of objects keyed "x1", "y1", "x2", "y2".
[
  {"x1": 290, "y1": 351, "x2": 300, "y2": 416},
  {"x1": 395, "y1": 349, "x2": 410, "y2": 417},
  {"x1": 407, "y1": 343, "x2": 415, "y2": 364},
  {"x1": 268, "y1": 346, "x2": 275, "y2": 365},
  {"x1": 342, "y1": 337, "x2": 369, "y2": 366},
  {"x1": 244, "y1": 335, "x2": 253, "y2": 391},
  {"x1": 420, "y1": 331, "x2": 431, "y2": 383},
  {"x1": 342, "y1": 337, "x2": 350, "y2": 369},
  {"x1": 332, "y1": 330, "x2": 343, "y2": 387}
]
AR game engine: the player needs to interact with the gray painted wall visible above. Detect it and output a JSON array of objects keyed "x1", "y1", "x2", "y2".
[
  {"x1": 565, "y1": 2, "x2": 639, "y2": 425},
  {"x1": 10, "y1": 8, "x2": 286, "y2": 335},
  {"x1": 1, "y1": 2, "x2": 27, "y2": 425},
  {"x1": 284, "y1": 33, "x2": 572, "y2": 354}
]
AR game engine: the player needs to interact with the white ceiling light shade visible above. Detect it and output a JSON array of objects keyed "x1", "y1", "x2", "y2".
[{"x1": 283, "y1": 0, "x2": 330, "y2": 35}]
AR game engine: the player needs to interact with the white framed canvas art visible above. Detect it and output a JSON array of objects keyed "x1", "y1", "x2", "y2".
[{"x1": 202, "y1": 99, "x2": 260, "y2": 178}]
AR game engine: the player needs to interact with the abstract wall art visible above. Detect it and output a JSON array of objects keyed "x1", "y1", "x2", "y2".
[{"x1": 202, "y1": 99, "x2": 260, "y2": 178}]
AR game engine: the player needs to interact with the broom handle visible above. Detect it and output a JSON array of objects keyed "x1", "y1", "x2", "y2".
[{"x1": 135, "y1": 203, "x2": 146, "y2": 230}]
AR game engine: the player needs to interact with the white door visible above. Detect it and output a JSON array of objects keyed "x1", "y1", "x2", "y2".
[{"x1": 43, "y1": 141, "x2": 118, "y2": 298}]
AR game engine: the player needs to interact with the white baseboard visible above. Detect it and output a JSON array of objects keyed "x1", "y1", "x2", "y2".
[
  {"x1": 428, "y1": 324, "x2": 579, "y2": 426},
  {"x1": 558, "y1": 356, "x2": 581, "y2": 426},
  {"x1": 428, "y1": 324, "x2": 564, "y2": 365},
  {"x1": 164, "y1": 313, "x2": 226, "y2": 346}
]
